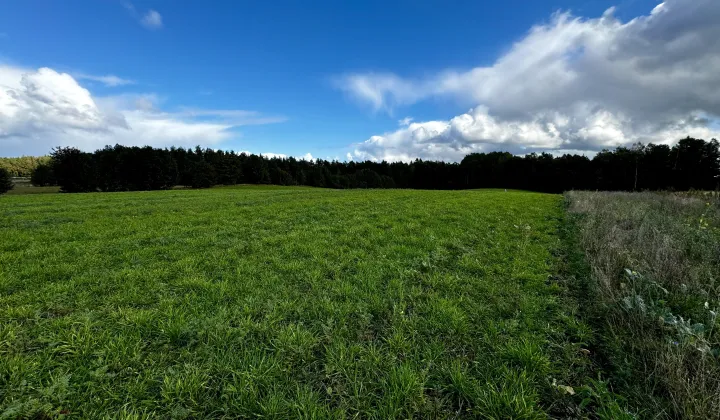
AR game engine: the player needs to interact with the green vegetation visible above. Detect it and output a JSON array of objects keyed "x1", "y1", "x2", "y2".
[
  {"x1": 5, "y1": 185, "x2": 60, "y2": 196},
  {"x1": 6, "y1": 177, "x2": 61, "y2": 196},
  {"x1": 0, "y1": 187, "x2": 589, "y2": 418},
  {"x1": 0, "y1": 156, "x2": 51, "y2": 178},
  {"x1": 29, "y1": 162, "x2": 57, "y2": 187},
  {"x1": 5, "y1": 186, "x2": 717, "y2": 418},
  {"x1": 566, "y1": 191, "x2": 720, "y2": 418},
  {"x1": 41, "y1": 137, "x2": 720, "y2": 194},
  {"x1": 0, "y1": 168, "x2": 12, "y2": 195}
]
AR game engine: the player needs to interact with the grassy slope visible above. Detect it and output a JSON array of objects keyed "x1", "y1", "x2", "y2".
[{"x1": 1, "y1": 187, "x2": 583, "y2": 418}]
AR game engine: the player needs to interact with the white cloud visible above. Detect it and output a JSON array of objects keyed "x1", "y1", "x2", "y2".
[
  {"x1": 398, "y1": 117, "x2": 413, "y2": 126},
  {"x1": 141, "y1": 10, "x2": 163, "y2": 29},
  {"x1": 0, "y1": 65, "x2": 284, "y2": 156},
  {"x1": 351, "y1": 106, "x2": 720, "y2": 162},
  {"x1": 341, "y1": 0, "x2": 720, "y2": 161},
  {"x1": 124, "y1": 3, "x2": 163, "y2": 30},
  {"x1": 336, "y1": 73, "x2": 422, "y2": 113},
  {"x1": 75, "y1": 73, "x2": 135, "y2": 87}
]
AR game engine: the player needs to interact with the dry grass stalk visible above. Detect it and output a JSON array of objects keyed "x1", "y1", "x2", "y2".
[{"x1": 566, "y1": 191, "x2": 720, "y2": 418}]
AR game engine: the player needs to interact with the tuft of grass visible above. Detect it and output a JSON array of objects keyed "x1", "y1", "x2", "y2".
[
  {"x1": 0, "y1": 186, "x2": 590, "y2": 417},
  {"x1": 566, "y1": 191, "x2": 720, "y2": 418}
]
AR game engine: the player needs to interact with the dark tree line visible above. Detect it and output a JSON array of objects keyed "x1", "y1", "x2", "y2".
[
  {"x1": 462, "y1": 138, "x2": 720, "y2": 192},
  {"x1": 37, "y1": 137, "x2": 720, "y2": 194}
]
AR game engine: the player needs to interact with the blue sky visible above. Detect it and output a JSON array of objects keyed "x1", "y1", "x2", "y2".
[{"x1": 1, "y1": 0, "x2": 719, "y2": 160}]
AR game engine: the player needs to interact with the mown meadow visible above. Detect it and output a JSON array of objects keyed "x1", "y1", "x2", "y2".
[{"x1": 0, "y1": 187, "x2": 592, "y2": 418}]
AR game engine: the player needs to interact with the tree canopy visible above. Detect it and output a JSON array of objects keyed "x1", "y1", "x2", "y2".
[
  {"x1": 22, "y1": 137, "x2": 720, "y2": 193},
  {"x1": 0, "y1": 156, "x2": 51, "y2": 177}
]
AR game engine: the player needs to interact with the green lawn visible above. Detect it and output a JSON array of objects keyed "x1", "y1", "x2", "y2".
[{"x1": 0, "y1": 187, "x2": 584, "y2": 418}]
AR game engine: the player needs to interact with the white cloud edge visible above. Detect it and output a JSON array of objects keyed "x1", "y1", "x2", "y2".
[
  {"x1": 0, "y1": 65, "x2": 284, "y2": 156},
  {"x1": 338, "y1": 0, "x2": 720, "y2": 162},
  {"x1": 74, "y1": 73, "x2": 135, "y2": 87}
]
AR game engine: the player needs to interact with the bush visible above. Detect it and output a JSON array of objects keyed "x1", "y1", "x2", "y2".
[
  {"x1": 0, "y1": 167, "x2": 13, "y2": 194},
  {"x1": 30, "y1": 163, "x2": 57, "y2": 186}
]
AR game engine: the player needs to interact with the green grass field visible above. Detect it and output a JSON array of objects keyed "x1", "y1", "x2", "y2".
[{"x1": 0, "y1": 187, "x2": 588, "y2": 418}]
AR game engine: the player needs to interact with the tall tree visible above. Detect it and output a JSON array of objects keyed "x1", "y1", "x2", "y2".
[{"x1": 51, "y1": 147, "x2": 98, "y2": 193}]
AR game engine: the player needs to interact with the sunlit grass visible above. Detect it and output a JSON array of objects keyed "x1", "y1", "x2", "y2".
[{"x1": 1, "y1": 187, "x2": 583, "y2": 418}]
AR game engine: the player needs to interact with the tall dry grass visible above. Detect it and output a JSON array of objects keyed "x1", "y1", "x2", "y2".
[{"x1": 566, "y1": 191, "x2": 720, "y2": 418}]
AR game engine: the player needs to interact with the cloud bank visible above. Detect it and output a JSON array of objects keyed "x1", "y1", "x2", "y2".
[
  {"x1": 0, "y1": 66, "x2": 284, "y2": 156},
  {"x1": 340, "y1": 0, "x2": 720, "y2": 162}
]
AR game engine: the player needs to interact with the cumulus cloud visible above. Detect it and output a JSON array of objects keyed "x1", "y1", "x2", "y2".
[
  {"x1": 141, "y1": 10, "x2": 163, "y2": 29},
  {"x1": 350, "y1": 106, "x2": 720, "y2": 162},
  {"x1": 341, "y1": 0, "x2": 720, "y2": 161},
  {"x1": 0, "y1": 65, "x2": 284, "y2": 156}
]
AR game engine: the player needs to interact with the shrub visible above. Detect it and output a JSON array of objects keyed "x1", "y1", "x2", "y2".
[
  {"x1": 0, "y1": 167, "x2": 13, "y2": 194},
  {"x1": 30, "y1": 162, "x2": 57, "y2": 186}
]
